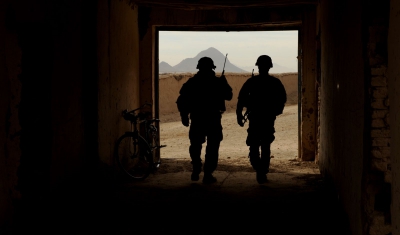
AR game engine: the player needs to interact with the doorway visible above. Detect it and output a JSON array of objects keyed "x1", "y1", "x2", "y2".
[{"x1": 156, "y1": 29, "x2": 301, "y2": 174}]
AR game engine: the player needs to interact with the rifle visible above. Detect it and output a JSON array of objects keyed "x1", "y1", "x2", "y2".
[
  {"x1": 222, "y1": 53, "x2": 228, "y2": 76},
  {"x1": 243, "y1": 110, "x2": 250, "y2": 124}
]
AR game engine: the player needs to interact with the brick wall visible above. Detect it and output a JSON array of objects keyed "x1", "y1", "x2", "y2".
[
  {"x1": 365, "y1": 1, "x2": 391, "y2": 234},
  {"x1": 370, "y1": 68, "x2": 391, "y2": 180}
]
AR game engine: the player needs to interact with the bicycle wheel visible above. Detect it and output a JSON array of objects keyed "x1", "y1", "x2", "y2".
[{"x1": 115, "y1": 133, "x2": 151, "y2": 180}]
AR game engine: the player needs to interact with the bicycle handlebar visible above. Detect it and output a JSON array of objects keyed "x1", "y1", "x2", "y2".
[
  {"x1": 128, "y1": 102, "x2": 152, "y2": 114},
  {"x1": 122, "y1": 103, "x2": 159, "y2": 124}
]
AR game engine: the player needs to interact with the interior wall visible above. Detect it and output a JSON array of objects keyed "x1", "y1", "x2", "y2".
[
  {"x1": 318, "y1": 0, "x2": 365, "y2": 234},
  {"x1": 0, "y1": 0, "x2": 21, "y2": 228},
  {"x1": 138, "y1": 6, "x2": 154, "y2": 107},
  {"x1": 48, "y1": 1, "x2": 88, "y2": 185},
  {"x1": 1, "y1": 0, "x2": 63, "y2": 228},
  {"x1": 0, "y1": 0, "x2": 102, "y2": 229},
  {"x1": 388, "y1": 0, "x2": 400, "y2": 233},
  {"x1": 300, "y1": 7, "x2": 317, "y2": 161},
  {"x1": 97, "y1": 0, "x2": 140, "y2": 166}
]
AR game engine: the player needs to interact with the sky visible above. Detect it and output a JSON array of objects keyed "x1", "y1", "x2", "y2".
[{"x1": 159, "y1": 30, "x2": 298, "y2": 72}]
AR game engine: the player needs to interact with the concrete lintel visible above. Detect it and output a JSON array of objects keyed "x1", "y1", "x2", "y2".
[
  {"x1": 149, "y1": 6, "x2": 303, "y2": 26},
  {"x1": 133, "y1": 0, "x2": 318, "y2": 10}
]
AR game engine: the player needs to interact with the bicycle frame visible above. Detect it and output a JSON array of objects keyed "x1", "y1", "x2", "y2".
[{"x1": 116, "y1": 103, "x2": 166, "y2": 179}]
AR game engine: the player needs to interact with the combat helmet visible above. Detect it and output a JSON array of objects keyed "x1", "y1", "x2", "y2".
[
  {"x1": 196, "y1": 57, "x2": 216, "y2": 70},
  {"x1": 255, "y1": 55, "x2": 273, "y2": 68}
]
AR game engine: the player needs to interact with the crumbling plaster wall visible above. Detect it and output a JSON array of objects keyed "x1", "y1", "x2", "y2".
[
  {"x1": 388, "y1": 0, "x2": 400, "y2": 234},
  {"x1": 97, "y1": 0, "x2": 140, "y2": 166},
  {"x1": 318, "y1": 0, "x2": 365, "y2": 234}
]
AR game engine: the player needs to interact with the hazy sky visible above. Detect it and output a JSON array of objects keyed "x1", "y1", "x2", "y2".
[{"x1": 159, "y1": 30, "x2": 298, "y2": 72}]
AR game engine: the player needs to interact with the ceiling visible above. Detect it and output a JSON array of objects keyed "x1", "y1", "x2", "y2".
[{"x1": 132, "y1": 0, "x2": 318, "y2": 10}]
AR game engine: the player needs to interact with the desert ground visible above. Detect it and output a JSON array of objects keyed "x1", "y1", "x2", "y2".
[
  {"x1": 157, "y1": 72, "x2": 316, "y2": 177},
  {"x1": 159, "y1": 72, "x2": 299, "y2": 122}
]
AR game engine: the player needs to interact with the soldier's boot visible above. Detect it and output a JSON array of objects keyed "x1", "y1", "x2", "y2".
[
  {"x1": 202, "y1": 141, "x2": 219, "y2": 184},
  {"x1": 257, "y1": 144, "x2": 271, "y2": 183},
  {"x1": 256, "y1": 171, "x2": 267, "y2": 184},
  {"x1": 202, "y1": 172, "x2": 217, "y2": 184},
  {"x1": 189, "y1": 143, "x2": 202, "y2": 181},
  {"x1": 191, "y1": 161, "x2": 202, "y2": 181}
]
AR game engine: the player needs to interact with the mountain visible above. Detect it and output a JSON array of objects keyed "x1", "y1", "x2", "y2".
[
  {"x1": 159, "y1": 61, "x2": 175, "y2": 72},
  {"x1": 160, "y1": 47, "x2": 247, "y2": 73}
]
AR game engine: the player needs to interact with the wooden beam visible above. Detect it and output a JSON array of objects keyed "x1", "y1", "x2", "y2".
[{"x1": 132, "y1": 0, "x2": 318, "y2": 10}]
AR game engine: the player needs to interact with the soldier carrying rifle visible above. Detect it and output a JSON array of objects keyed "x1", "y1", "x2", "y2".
[
  {"x1": 236, "y1": 55, "x2": 287, "y2": 184},
  {"x1": 176, "y1": 56, "x2": 233, "y2": 184}
]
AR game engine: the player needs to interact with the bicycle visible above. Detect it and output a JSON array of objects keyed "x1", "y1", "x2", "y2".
[{"x1": 114, "y1": 103, "x2": 166, "y2": 180}]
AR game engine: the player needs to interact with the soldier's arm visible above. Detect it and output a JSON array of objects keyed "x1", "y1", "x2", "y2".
[
  {"x1": 176, "y1": 82, "x2": 191, "y2": 119},
  {"x1": 235, "y1": 81, "x2": 250, "y2": 127},
  {"x1": 275, "y1": 80, "x2": 287, "y2": 115},
  {"x1": 236, "y1": 80, "x2": 251, "y2": 116},
  {"x1": 238, "y1": 79, "x2": 251, "y2": 108}
]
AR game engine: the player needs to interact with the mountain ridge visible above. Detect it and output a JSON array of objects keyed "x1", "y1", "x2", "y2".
[
  {"x1": 159, "y1": 47, "x2": 296, "y2": 73},
  {"x1": 168, "y1": 47, "x2": 246, "y2": 73}
]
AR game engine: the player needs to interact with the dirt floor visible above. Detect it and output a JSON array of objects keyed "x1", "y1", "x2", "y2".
[
  {"x1": 158, "y1": 104, "x2": 306, "y2": 180},
  {"x1": 12, "y1": 74, "x2": 351, "y2": 235},
  {"x1": 157, "y1": 72, "x2": 310, "y2": 184},
  {"x1": 14, "y1": 113, "x2": 351, "y2": 235},
  {"x1": 79, "y1": 105, "x2": 348, "y2": 235},
  {"x1": 77, "y1": 75, "x2": 348, "y2": 235}
]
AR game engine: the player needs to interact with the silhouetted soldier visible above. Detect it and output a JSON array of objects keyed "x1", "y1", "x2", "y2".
[
  {"x1": 236, "y1": 55, "x2": 287, "y2": 184},
  {"x1": 176, "y1": 56, "x2": 233, "y2": 184}
]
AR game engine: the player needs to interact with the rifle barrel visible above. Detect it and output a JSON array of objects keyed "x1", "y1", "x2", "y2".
[{"x1": 222, "y1": 53, "x2": 228, "y2": 75}]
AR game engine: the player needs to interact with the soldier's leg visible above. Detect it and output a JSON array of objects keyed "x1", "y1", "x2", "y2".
[
  {"x1": 260, "y1": 126, "x2": 276, "y2": 174},
  {"x1": 260, "y1": 143, "x2": 271, "y2": 174},
  {"x1": 246, "y1": 121, "x2": 261, "y2": 171},
  {"x1": 249, "y1": 143, "x2": 267, "y2": 184},
  {"x1": 202, "y1": 139, "x2": 219, "y2": 184},
  {"x1": 203, "y1": 118, "x2": 222, "y2": 184},
  {"x1": 189, "y1": 142, "x2": 202, "y2": 181},
  {"x1": 248, "y1": 145, "x2": 261, "y2": 171},
  {"x1": 204, "y1": 140, "x2": 220, "y2": 174},
  {"x1": 189, "y1": 142, "x2": 202, "y2": 167},
  {"x1": 189, "y1": 123, "x2": 206, "y2": 181}
]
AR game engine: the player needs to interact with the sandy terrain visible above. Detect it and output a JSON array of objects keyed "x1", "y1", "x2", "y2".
[
  {"x1": 159, "y1": 72, "x2": 298, "y2": 122},
  {"x1": 157, "y1": 72, "x2": 317, "y2": 177},
  {"x1": 158, "y1": 104, "x2": 308, "y2": 175}
]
